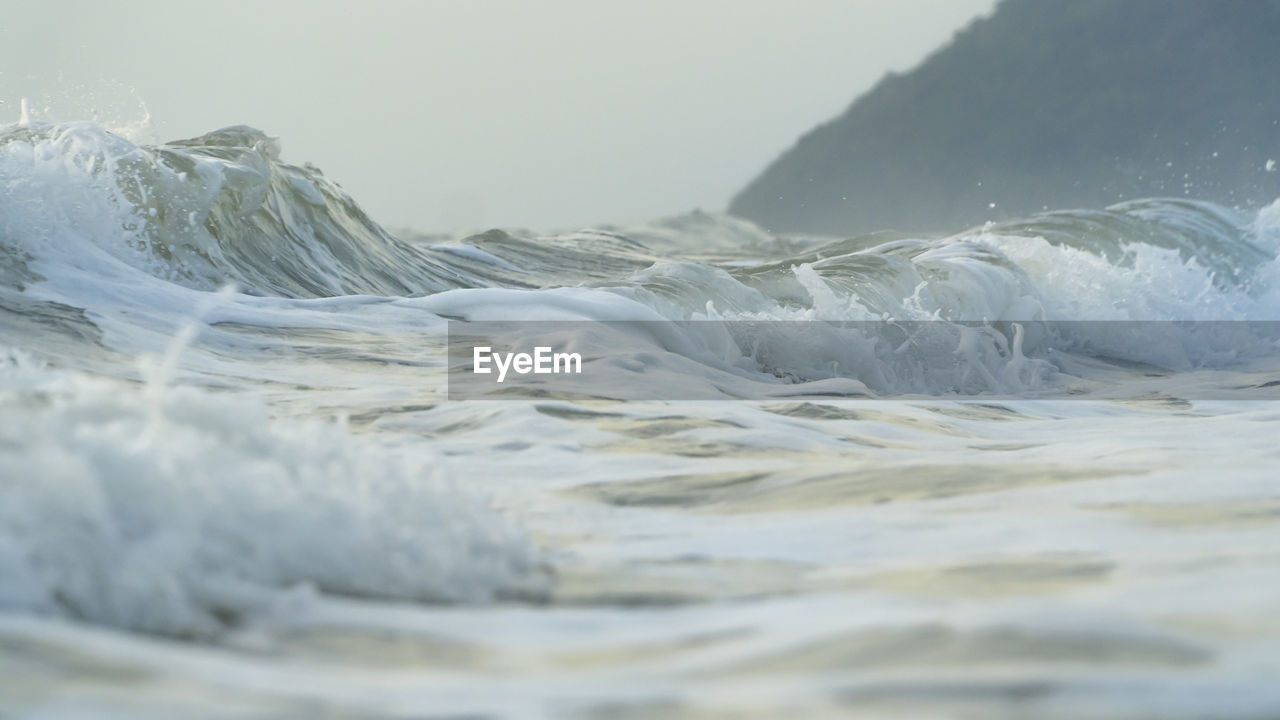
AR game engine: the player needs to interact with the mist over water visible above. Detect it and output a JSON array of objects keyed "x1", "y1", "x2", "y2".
[{"x1": 0, "y1": 0, "x2": 996, "y2": 231}]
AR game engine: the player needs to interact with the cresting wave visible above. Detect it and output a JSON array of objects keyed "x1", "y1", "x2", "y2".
[
  {"x1": 6, "y1": 120, "x2": 1280, "y2": 390},
  {"x1": 0, "y1": 121, "x2": 488, "y2": 298},
  {"x1": 3, "y1": 118, "x2": 1277, "y2": 307}
]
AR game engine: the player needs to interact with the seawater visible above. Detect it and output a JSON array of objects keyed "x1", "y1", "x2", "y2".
[{"x1": 3, "y1": 119, "x2": 1280, "y2": 719}]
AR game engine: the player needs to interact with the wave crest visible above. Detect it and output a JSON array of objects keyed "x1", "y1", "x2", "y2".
[{"x1": 0, "y1": 122, "x2": 476, "y2": 297}]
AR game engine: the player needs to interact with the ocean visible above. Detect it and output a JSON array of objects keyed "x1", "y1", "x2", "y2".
[{"x1": 3, "y1": 119, "x2": 1280, "y2": 719}]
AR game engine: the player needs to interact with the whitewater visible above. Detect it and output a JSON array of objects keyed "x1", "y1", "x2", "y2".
[{"x1": 3, "y1": 119, "x2": 1280, "y2": 719}]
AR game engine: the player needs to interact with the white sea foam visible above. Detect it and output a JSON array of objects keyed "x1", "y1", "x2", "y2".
[{"x1": 0, "y1": 351, "x2": 546, "y2": 637}]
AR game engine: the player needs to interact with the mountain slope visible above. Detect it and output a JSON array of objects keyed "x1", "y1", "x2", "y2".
[{"x1": 730, "y1": 0, "x2": 1280, "y2": 235}]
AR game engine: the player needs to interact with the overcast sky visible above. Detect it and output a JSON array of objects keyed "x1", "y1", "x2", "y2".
[{"x1": 1, "y1": 0, "x2": 995, "y2": 232}]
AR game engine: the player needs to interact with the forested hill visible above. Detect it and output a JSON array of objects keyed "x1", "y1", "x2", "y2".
[{"x1": 729, "y1": 0, "x2": 1280, "y2": 235}]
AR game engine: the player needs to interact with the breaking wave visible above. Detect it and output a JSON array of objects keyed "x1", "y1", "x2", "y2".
[{"x1": 5, "y1": 120, "x2": 1280, "y2": 396}]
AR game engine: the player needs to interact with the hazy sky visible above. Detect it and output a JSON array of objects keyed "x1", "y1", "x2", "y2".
[{"x1": 1, "y1": 0, "x2": 995, "y2": 232}]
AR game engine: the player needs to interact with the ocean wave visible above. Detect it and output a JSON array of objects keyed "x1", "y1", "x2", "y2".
[
  {"x1": 0, "y1": 121, "x2": 479, "y2": 298},
  {"x1": 0, "y1": 350, "x2": 548, "y2": 638},
  {"x1": 4, "y1": 119, "x2": 1280, "y2": 393}
]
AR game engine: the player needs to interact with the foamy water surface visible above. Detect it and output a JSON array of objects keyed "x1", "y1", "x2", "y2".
[{"x1": 2, "y1": 119, "x2": 1280, "y2": 718}]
